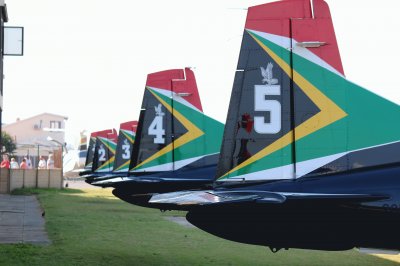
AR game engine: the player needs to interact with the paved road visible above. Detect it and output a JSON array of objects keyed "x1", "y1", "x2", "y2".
[
  {"x1": 64, "y1": 179, "x2": 101, "y2": 190},
  {"x1": 164, "y1": 216, "x2": 195, "y2": 228},
  {"x1": 0, "y1": 194, "x2": 50, "y2": 245}
]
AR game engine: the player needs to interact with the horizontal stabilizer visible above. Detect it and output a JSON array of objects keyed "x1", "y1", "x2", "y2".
[
  {"x1": 91, "y1": 174, "x2": 213, "y2": 187},
  {"x1": 73, "y1": 168, "x2": 88, "y2": 173},
  {"x1": 149, "y1": 190, "x2": 387, "y2": 207},
  {"x1": 150, "y1": 190, "x2": 285, "y2": 206},
  {"x1": 91, "y1": 176, "x2": 163, "y2": 187}
]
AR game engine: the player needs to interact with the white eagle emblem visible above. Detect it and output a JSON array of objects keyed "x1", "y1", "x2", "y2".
[
  {"x1": 154, "y1": 103, "x2": 165, "y2": 116},
  {"x1": 260, "y1": 63, "x2": 278, "y2": 85}
]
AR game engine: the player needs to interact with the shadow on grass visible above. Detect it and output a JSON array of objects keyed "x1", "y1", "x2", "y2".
[{"x1": 12, "y1": 188, "x2": 85, "y2": 195}]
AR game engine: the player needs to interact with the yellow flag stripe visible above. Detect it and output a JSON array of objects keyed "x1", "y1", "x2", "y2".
[
  {"x1": 133, "y1": 88, "x2": 204, "y2": 169},
  {"x1": 96, "y1": 157, "x2": 115, "y2": 171},
  {"x1": 220, "y1": 32, "x2": 347, "y2": 179}
]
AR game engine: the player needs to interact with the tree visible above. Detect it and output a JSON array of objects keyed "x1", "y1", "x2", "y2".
[{"x1": 1, "y1": 131, "x2": 16, "y2": 155}]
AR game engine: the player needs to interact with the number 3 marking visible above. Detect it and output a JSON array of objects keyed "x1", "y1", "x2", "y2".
[
  {"x1": 254, "y1": 85, "x2": 281, "y2": 134},
  {"x1": 121, "y1": 140, "x2": 130, "y2": 159}
]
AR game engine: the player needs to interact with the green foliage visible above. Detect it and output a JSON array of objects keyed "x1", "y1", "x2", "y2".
[
  {"x1": 1, "y1": 131, "x2": 17, "y2": 155},
  {"x1": 0, "y1": 188, "x2": 398, "y2": 266}
]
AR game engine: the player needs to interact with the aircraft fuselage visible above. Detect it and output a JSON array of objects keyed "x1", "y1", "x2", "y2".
[{"x1": 186, "y1": 164, "x2": 400, "y2": 251}]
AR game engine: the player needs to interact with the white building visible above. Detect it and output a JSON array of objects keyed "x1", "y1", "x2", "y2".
[{"x1": 3, "y1": 113, "x2": 68, "y2": 167}]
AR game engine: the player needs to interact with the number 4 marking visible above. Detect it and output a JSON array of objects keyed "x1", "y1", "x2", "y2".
[{"x1": 148, "y1": 116, "x2": 165, "y2": 144}]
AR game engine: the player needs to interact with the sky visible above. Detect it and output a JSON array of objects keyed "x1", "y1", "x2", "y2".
[{"x1": 3, "y1": 0, "x2": 400, "y2": 147}]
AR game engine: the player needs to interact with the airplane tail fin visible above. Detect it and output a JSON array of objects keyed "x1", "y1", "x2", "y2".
[
  {"x1": 78, "y1": 131, "x2": 88, "y2": 151},
  {"x1": 129, "y1": 68, "x2": 224, "y2": 173},
  {"x1": 216, "y1": 0, "x2": 400, "y2": 183},
  {"x1": 75, "y1": 130, "x2": 87, "y2": 168},
  {"x1": 92, "y1": 129, "x2": 118, "y2": 173},
  {"x1": 113, "y1": 121, "x2": 138, "y2": 173},
  {"x1": 83, "y1": 131, "x2": 102, "y2": 172}
]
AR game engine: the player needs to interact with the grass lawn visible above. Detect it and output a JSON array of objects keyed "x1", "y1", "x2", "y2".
[{"x1": 0, "y1": 188, "x2": 399, "y2": 266}]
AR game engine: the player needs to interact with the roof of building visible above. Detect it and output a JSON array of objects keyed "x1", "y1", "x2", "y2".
[{"x1": 3, "y1": 113, "x2": 68, "y2": 128}]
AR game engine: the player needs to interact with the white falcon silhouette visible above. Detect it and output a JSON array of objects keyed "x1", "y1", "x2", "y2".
[
  {"x1": 260, "y1": 62, "x2": 278, "y2": 85},
  {"x1": 154, "y1": 103, "x2": 165, "y2": 116}
]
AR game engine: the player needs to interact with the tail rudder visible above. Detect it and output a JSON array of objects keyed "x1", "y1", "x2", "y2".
[
  {"x1": 130, "y1": 68, "x2": 224, "y2": 173},
  {"x1": 84, "y1": 131, "x2": 101, "y2": 171},
  {"x1": 76, "y1": 131, "x2": 88, "y2": 168},
  {"x1": 169, "y1": 68, "x2": 224, "y2": 171},
  {"x1": 113, "y1": 121, "x2": 138, "y2": 173},
  {"x1": 92, "y1": 129, "x2": 118, "y2": 173},
  {"x1": 129, "y1": 69, "x2": 182, "y2": 172},
  {"x1": 217, "y1": 0, "x2": 319, "y2": 182},
  {"x1": 78, "y1": 130, "x2": 88, "y2": 151},
  {"x1": 216, "y1": 0, "x2": 400, "y2": 183}
]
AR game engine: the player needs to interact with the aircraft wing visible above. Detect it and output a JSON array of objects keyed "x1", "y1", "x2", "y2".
[{"x1": 149, "y1": 190, "x2": 387, "y2": 207}]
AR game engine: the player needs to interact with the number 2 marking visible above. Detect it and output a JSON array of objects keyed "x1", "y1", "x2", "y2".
[{"x1": 98, "y1": 146, "x2": 106, "y2": 161}]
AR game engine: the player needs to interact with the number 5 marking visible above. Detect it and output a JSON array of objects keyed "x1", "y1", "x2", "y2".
[{"x1": 254, "y1": 85, "x2": 281, "y2": 134}]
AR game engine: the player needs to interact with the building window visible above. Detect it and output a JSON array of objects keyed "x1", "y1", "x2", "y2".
[{"x1": 50, "y1": 121, "x2": 61, "y2": 129}]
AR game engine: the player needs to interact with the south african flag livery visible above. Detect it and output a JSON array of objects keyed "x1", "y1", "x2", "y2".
[
  {"x1": 216, "y1": 0, "x2": 400, "y2": 182},
  {"x1": 84, "y1": 129, "x2": 115, "y2": 172},
  {"x1": 130, "y1": 68, "x2": 224, "y2": 173},
  {"x1": 113, "y1": 121, "x2": 138, "y2": 173},
  {"x1": 92, "y1": 129, "x2": 118, "y2": 173}
]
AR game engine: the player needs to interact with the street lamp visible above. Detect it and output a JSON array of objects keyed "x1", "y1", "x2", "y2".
[{"x1": 46, "y1": 136, "x2": 65, "y2": 149}]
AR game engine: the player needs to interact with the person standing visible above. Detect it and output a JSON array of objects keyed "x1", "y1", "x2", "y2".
[
  {"x1": 0, "y1": 154, "x2": 10, "y2": 169},
  {"x1": 25, "y1": 156, "x2": 32, "y2": 169},
  {"x1": 38, "y1": 156, "x2": 46, "y2": 169},
  {"x1": 20, "y1": 158, "x2": 27, "y2": 169},
  {"x1": 47, "y1": 154, "x2": 54, "y2": 169},
  {"x1": 10, "y1": 158, "x2": 19, "y2": 169}
]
